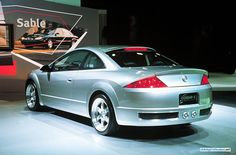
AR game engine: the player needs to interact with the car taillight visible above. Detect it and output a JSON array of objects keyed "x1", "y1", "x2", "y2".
[
  {"x1": 124, "y1": 76, "x2": 167, "y2": 88},
  {"x1": 201, "y1": 74, "x2": 209, "y2": 85}
]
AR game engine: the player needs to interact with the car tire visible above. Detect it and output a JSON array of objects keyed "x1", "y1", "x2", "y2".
[
  {"x1": 90, "y1": 94, "x2": 119, "y2": 136},
  {"x1": 47, "y1": 39, "x2": 53, "y2": 49},
  {"x1": 25, "y1": 81, "x2": 41, "y2": 111}
]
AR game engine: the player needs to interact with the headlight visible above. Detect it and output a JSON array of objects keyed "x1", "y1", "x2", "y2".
[{"x1": 35, "y1": 37, "x2": 43, "y2": 40}]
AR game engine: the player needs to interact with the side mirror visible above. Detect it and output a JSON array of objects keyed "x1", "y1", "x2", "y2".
[{"x1": 40, "y1": 65, "x2": 51, "y2": 72}]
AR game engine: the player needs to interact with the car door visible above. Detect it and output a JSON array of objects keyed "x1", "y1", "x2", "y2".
[
  {"x1": 42, "y1": 50, "x2": 90, "y2": 110},
  {"x1": 69, "y1": 52, "x2": 106, "y2": 116}
]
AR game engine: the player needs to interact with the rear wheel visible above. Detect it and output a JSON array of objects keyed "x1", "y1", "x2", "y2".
[
  {"x1": 90, "y1": 94, "x2": 119, "y2": 136},
  {"x1": 25, "y1": 81, "x2": 41, "y2": 111}
]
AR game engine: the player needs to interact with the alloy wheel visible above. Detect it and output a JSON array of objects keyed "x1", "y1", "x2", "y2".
[
  {"x1": 26, "y1": 83, "x2": 37, "y2": 109},
  {"x1": 91, "y1": 97, "x2": 110, "y2": 132}
]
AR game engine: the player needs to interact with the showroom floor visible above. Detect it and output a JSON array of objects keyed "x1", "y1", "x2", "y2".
[{"x1": 0, "y1": 91, "x2": 235, "y2": 155}]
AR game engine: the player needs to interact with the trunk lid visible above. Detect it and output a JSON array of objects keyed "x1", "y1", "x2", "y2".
[
  {"x1": 122, "y1": 66, "x2": 207, "y2": 87},
  {"x1": 156, "y1": 68, "x2": 207, "y2": 87}
]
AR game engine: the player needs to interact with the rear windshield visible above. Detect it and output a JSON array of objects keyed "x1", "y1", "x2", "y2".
[{"x1": 107, "y1": 49, "x2": 178, "y2": 67}]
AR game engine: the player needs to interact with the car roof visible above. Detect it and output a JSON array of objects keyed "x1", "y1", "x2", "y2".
[{"x1": 76, "y1": 45, "x2": 155, "y2": 53}]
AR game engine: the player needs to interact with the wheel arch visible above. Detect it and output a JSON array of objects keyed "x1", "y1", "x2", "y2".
[{"x1": 87, "y1": 82, "x2": 120, "y2": 118}]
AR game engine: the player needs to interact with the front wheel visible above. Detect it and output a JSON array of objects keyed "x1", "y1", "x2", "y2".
[
  {"x1": 90, "y1": 94, "x2": 119, "y2": 136},
  {"x1": 25, "y1": 81, "x2": 41, "y2": 111}
]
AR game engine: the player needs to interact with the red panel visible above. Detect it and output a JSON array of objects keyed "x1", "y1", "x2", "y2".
[{"x1": 0, "y1": 61, "x2": 17, "y2": 76}]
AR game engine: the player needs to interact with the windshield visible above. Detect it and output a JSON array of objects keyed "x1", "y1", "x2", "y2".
[{"x1": 107, "y1": 49, "x2": 178, "y2": 67}]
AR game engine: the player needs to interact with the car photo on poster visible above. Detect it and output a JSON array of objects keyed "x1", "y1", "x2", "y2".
[
  {"x1": 25, "y1": 46, "x2": 213, "y2": 136},
  {"x1": 20, "y1": 27, "x2": 78, "y2": 49}
]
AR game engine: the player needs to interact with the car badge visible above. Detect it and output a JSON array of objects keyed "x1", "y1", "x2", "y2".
[{"x1": 182, "y1": 75, "x2": 188, "y2": 82}]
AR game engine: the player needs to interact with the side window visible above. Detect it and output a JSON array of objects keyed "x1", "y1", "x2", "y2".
[
  {"x1": 53, "y1": 50, "x2": 89, "y2": 71},
  {"x1": 83, "y1": 53, "x2": 105, "y2": 69}
]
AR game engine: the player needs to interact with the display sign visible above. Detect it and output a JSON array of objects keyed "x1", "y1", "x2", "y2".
[
  {"x1": 0, "y1": 1, "x2": 105, "y2": 53},
  {"x1": 0, "y1": 0, "x2": 106, "y2": 78}
]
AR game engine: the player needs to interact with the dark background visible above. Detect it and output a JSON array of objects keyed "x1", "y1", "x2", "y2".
[{"x1": 82, "y1": 1, "x2": 235, "y2": 74}]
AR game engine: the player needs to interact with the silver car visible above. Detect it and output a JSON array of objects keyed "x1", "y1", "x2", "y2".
[{"x1": 25, "y1": 46, "x2": 212, "y2": 135}]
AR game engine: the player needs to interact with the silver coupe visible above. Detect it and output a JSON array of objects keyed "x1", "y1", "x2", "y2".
[{"x1": 25, "y1": 46, "x2": 213, "y2": 135}]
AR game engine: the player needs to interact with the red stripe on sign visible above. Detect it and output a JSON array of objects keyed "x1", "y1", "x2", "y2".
[{"x1": 0, "y1": 61, "x2": 17, "y2": 76}]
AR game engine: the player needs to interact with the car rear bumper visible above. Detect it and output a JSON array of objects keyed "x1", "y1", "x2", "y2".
[
  {"x1": 116, "y1": 103, "x2": 212, "y2": 126},
  {"x1": 114, "y1": 85, "x2": 212, "y2": 126}
]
